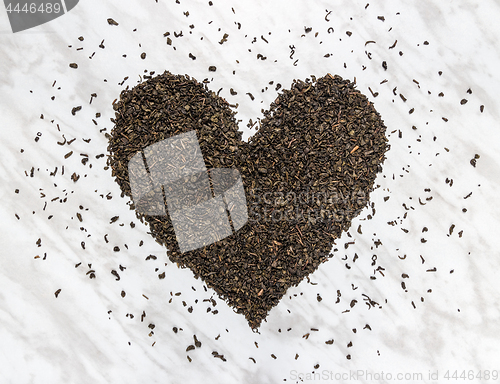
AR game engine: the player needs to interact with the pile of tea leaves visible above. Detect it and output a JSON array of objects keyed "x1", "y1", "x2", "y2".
[{"x1": 107, "y1": 71, "x2": 389, "y2": 328}]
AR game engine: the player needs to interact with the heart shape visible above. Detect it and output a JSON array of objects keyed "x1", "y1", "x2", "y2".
[{"x1": 108, "y1": 72, "x2": 388, "y2": 328}]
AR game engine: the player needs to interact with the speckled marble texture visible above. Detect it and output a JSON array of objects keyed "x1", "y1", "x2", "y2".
[{"x1": 1, "y1": 1, "x2": 500, "y2": 383}]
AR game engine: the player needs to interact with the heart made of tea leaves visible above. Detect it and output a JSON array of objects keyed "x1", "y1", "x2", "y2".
[{"x1": 107, "y1": 72, "x2": 388, "y2": 328}]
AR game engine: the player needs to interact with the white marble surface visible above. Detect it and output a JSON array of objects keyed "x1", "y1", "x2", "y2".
[{"x1": 1, "y1": 0, "x2": 500, "y2": 383}]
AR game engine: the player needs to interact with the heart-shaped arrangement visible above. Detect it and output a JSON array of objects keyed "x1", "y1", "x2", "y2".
[{"x1": 107, "y1": 72, "x2": 388, "y2": 328}]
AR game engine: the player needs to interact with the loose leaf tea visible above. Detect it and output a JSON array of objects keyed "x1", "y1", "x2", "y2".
[{"x1": 107, "y1": 71, "x2": 389, "y2": 328}]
